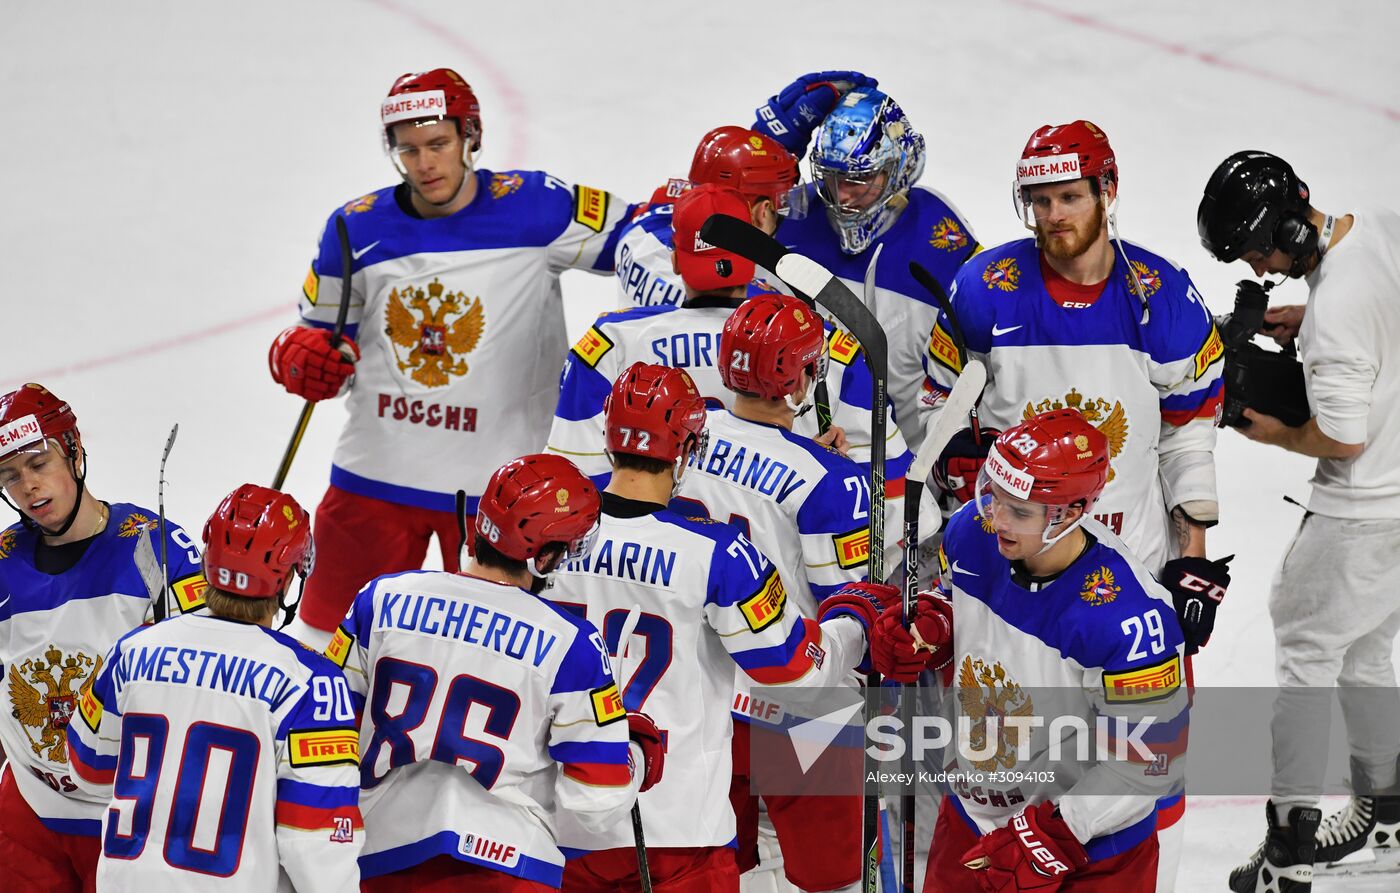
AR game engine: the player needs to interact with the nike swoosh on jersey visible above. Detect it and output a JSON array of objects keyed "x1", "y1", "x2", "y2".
[
  {"x1": 950, "y1": 560, "x2": 979, "y2": 577},
  {"x1": 351, "y1": 240, "x2": 381, "y2": 261},
  {"x1": 991, "y1": 324, "x2": 1022, "y2": 336}
]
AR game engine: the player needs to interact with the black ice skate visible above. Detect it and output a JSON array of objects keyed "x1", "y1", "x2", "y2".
[
  {"x1": 1314, "y1": 795, "x2": 1400, "y2": 875},
  {"x1": 1228, "y1": 801, "x2": 1321, "y2": 893}
]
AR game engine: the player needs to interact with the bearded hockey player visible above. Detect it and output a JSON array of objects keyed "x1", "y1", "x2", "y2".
[
  {"x1": 552, "y1": 362, "x2": 901, "y2": 891},
  {"x1": 269, "y1": 67, "x2": 635, "y2": 645},
  {"x1": 876, "y1": 411, "x2": 1188, "y2": 893},
  {"x1": 0, "y1": 383, "x2": 206, "y2": 892},
  {"x1": 548, "y1": 182, "x2": 911, "y2": 535},
  {"x1": 331, "y1": 454, "x2": 663, "y2": 890},
  {"x1": 67, "y1": 484, "x2": 363, "y2": 891}
]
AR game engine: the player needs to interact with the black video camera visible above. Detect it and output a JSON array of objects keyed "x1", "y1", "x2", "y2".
[{"x1": 1215, "y1": 280, "x2": 1311, "y2": 429}]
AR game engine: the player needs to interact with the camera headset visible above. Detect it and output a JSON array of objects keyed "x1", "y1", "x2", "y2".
[{"x1": 1197, "y1": 150, "x2": 1332, "y2": 279}]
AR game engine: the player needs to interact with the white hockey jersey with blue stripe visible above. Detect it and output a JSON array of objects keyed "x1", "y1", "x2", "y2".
[
  {"x1": 330, "y1": 570, "x2": 638, "y2": 887},
  {"x1": 549, "y1": 496, "x2": 864, "y2": 852},
  {"x1": 66, "y1": 615, "x2": 363, "y2": 892},
  {"x1": 0, "y1": 505, "x2": 206, "y2": 836},
  {"x1": 937, "y1": 504, "x2": 1188, "y2": 862},
  {"x1": 295, "y1": 173, "x2": 633, "y2": 515}
]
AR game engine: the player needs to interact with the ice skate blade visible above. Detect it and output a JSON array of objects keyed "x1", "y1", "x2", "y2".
[{"x1": 1316, "y1": 845, "x2": 1400, "y2": 877}]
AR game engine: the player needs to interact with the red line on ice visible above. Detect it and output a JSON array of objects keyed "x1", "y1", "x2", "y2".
[
  {"x1": 1006, "y1": 0, "x2": 1400, "y2": 123},
  {"x1": 6, "y1": 304, "x2": 293, "y2": 387}
]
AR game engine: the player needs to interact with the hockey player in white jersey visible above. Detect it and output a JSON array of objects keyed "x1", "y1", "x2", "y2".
[
  {"x1": 874, "y1": 411, "x2": 1188, "y2": 893},
  {"x1": 552, "y1": 362, "x2": 902, "y2": 891},
  {"x1": 269, "y1": 67, "x2": 636, "y2": 645},
  {"x1": 66, "y1": 484, "x2": 363, "y2": 892},
  {"x1": 0, "y1": 383, "x2": 208, "y2": 892},
  {"x1": 549, "y1": 181, "x2": 912, "y2": 505},
  {"x1": 331, "y1": 454, "x2": 663, "y2": 891},
  {"x1": 674, "y1": 293, "x2": 876, "y2": 892}
]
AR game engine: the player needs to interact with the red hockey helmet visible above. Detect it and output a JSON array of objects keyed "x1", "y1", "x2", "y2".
[
  {"x1": 719, "y1": 294, "x2": 826, "y2": 400},
  {"x1": 689, "y1": 126, "x2": 801, "y2": 210},
  {"x1": 203, "y1": 484, "x2": 314, "y2": 598},
  {"x1": 0, "y1": 383, "x2": 79, "y2": 463},
  {"x1": 605, "y1": 363, "x2": 708, "y2": 463},
  {"x1": 382, "y1": 68, "x2": 482, "y2": 152},
  {"x1": 476, "y1": 454, "x2": 601, "y2": 568},
  {"x1": 673, "y1": 184, "x2": 757, "y2": 292},
  {"x1": 982, "y1": 409, "x2": 1109, "y2": 508},
  {"x1": 1016, "y1": 120, "x2": 1117, "y2": 193}
]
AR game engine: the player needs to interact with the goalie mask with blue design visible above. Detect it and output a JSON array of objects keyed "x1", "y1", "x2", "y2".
[{"x1": 810, "y1": 89, "x2": 926, "y2": 255}]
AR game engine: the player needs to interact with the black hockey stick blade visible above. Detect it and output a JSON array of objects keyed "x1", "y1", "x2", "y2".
[
  {"x1": 909, "y1": 260, "x2": 967, "y2": 367},
  {"x1": 272, "y1": 214, "x2": 353, "y2": 490},
  {"x1": 699, "y1": 213, "x2": 788, "y2": 274}
]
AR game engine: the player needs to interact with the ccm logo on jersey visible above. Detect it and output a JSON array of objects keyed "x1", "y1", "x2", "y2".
[
  {"x1": 1103, "y1": 655, "x2": 1182, "y2": 703},
  {"x1": 828, "y1": 329, "x2": 860, "y2": 365},
  {"x1": 171, "y1": 573, "x2": 208, "y2": 612},
  {"x1": 591, "y1": 683, "x2": 626, "y2": 726},
  {"x1": 927, "y1": 323, "x2": 962, "y2": 374},
  {"x1": 574, "y1": 186, "x2": 610, "y2": 232},
  {"x1": 289, "y1": 728, "x2": 360, "y2": 767},
  {"x1": 740, "y1": 570, "x2": 787, "y2": 633},
  {"x1": 833, "y1": 527, "x2": 871, "y2": 571},
  {"x1": 325, "y1": 626, "x2": 354, "y2": 668},
  {"x1": 573, "y1": 326, "x2": 615, "y2": 368},
  {"x1": 78, "y1": 687, "x2": 103, "y2": 734},
  {"x1": 1194, "y1": 326, "x2": 1225, "y2": 380}
]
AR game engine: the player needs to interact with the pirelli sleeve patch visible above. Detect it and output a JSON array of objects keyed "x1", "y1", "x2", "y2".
[
  {"x1": 573, "y1": 185, "x2": 610, "y2": 233},
  {"x1": 739, "y1": 570, "x2": 787, "y2": 633},
  {"x1": 572, "y1": 326, "x2": 615, "y2": 368},
  {"x1": 1103, "y1": 655, "x2": 1182, "y2": 703},
  {"x1": 172, "y1": 574, "x2": 208, "y2": 612},
  {"x1": 828, "y1": 328, "x2": 860, "y2": 365},
  {"x1": 79, "y1": 686, "x2": 103, "y2": 734},
  {"x1": 927, "y1": 322, "x2": 962, "y2": 374},
  {"x1": 832, "y1": 527, "x2": 871, "y2": 571},
  {"x1": 325, "y1": 626, "x2": 354, "y2": 669},
  {"x1": 1194, "y1": 325, "x2": 1224, "y2": 380},
  {"x1": 303, "y1": 265, "x2": 319, "y2": 306},
  {"x1": 288, "y1": 728, "x2": 361, "y2": 767},
  {"x1": 590, "y1": 683, "x2": 626, "y2": 726}
]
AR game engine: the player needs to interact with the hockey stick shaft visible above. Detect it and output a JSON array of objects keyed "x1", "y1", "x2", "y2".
[
  {"x1": 908, "y1": 261, "x2": 983, "y2": 441},
  {"x1": 614, "y1": 606, "x2": 653, "y2": 892},
  {"x1": 155, "y1": 423, "x2": 179, "y2": 623},
  {"x1": 272, "y1": 215, "x2": 353, "y2": 490},
  {"x1": 774, "y1": 249, "x2": 888, "y2": 893}
]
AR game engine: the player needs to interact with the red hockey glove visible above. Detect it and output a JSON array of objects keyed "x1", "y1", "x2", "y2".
[
  {"x1": 1162, "y1": 554, "x2": 1232, "y2": 655},
  {"x1": 818, "y1": 582, "x2": 901, "y2": 635},
  {"x1": 960, "y1": 801, "x2": 1089, "y2": 892},
  {"x1": 269, "y1": 325, "x2": 359, "y2": 402},
  {"x1": 871, "y1": 591, "x2": 953, "y2": 683},
  {"x1": 933, "y1": 425, "x2": 1001, "y2": 504},
  {"x1": 627, "y1": 712, "x2": 666, "y2": 793}
]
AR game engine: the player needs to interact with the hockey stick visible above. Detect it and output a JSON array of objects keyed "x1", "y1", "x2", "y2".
[
  {"x1": 701, "y1": 214, "x2": 892, "y2": 891},
  {"x1": 909, "y1": 261, "x2": 982, "y2": 441},
  {"x1": 615, "y1": 606, "x2": 653, "y2": 893},
  {"x1": 272, "y1": 215, "x2": 353, "y2": 490},
  {"x1": 454, "y1": 489, "x2": 469, "y2": 568},
  {"x1": 153, "y1": 423, "x2": 179, "y2": 623}
]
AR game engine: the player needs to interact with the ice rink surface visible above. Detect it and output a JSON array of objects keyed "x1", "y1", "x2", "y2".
[{"x1": 3, "y1": 2, "x2": 1399, "y2": 888}]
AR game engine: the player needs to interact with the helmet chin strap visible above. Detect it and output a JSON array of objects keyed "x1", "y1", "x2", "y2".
[{"x1": 1035, "y1": 505, "x2": 1087, "y2": 555}]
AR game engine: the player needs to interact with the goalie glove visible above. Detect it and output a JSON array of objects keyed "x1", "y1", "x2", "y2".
[
  {"x1": 753, "y1": 70, "x2": 879, "y2": 156},
  {"x1": 960, "y1": 801, "x2": 1089, "y2": 892},
  {"x1": 1161, "y1": 554, "x2": 1232, "y2": 655}
]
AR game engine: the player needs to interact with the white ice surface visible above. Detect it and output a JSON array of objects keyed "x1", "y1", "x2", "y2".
[{"x1": 4, "y1": 2, "x2": 1399, "y2": 889}]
